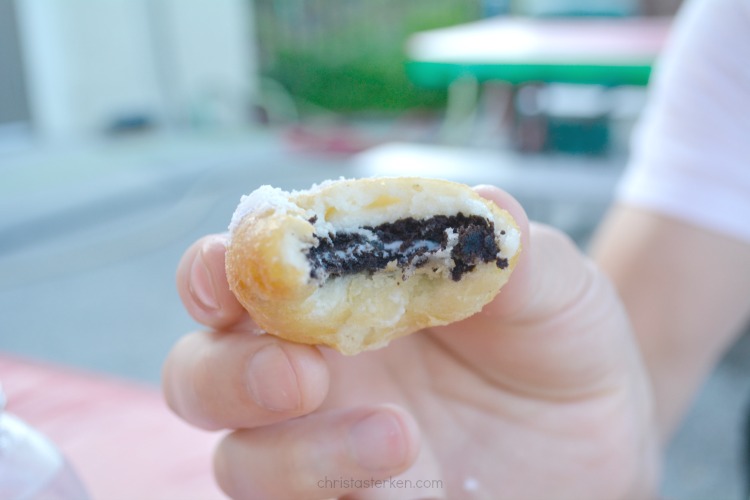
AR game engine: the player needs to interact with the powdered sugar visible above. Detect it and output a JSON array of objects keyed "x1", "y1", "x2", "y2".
[
  {"x1": 227, "y1": 185, "x2": 298, "y2": 237},
  {"x1": 227, "y1": 180, "x2": 353, "y2": 239}
]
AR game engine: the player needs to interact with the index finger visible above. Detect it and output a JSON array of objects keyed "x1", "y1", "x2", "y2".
[
  {"x1": 472, "y1": 184, "x2": 532, "y2": 318},
  {"x1": 176, "y1": 234, "x2": 247, "y2": 331}
]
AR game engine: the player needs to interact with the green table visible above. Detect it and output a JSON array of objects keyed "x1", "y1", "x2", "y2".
[{"x1": 406, "y1": 17, "x2": 672, "y2": 87}]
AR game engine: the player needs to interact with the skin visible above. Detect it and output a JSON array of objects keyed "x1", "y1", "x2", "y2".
[
  {"x1": 163, "y1": 187, "x2": 658, "y2": 499},
  {"x1": 590, "y1": 204, "x2": 750, "y2": 441}
]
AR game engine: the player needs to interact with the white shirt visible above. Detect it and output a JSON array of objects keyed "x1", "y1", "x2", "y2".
[{"x1": 618, "y1": 0, "x2": 750, "y2": 243}]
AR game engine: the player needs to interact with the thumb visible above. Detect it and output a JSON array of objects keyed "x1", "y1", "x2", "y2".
[{"x1": 430, "y1": 188, "x2": 640, "y2": 399}]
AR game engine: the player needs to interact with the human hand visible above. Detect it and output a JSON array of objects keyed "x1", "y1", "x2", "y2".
[{"x1": 163, "y1": 186, "x2": 658, "y2": 499}]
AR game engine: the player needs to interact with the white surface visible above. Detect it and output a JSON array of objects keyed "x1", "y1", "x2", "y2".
[
  {"x1": 407, "y1": 17, "x2": 671, "y2": 65},
  {"x1": 16, "y1": 0, "x2": 162, "y2": 139},
  {"x1": 157, "y1": 0, "x2": 257, "y2": 128},
  {"x1": 15, "y1": 0, "x2": 256, "y2": 139},
  {"x1": 353, "y1": 142, "x2": 623, "y2": 204}
]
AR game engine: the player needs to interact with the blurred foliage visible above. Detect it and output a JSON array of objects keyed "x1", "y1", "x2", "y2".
[{"x1": 254, "y1": 0, "x2": 481, "y2": 114}]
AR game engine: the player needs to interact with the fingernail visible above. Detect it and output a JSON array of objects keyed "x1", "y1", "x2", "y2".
[
  {"x1": 189, "y1": 247, "x2": 219, "y2": 311},
  {"x1": 349, "y1": 410, "x2": 407, "y2": 471},
  {"x1": 246, "y1": 344, "x2": 301, "y2": 412}
]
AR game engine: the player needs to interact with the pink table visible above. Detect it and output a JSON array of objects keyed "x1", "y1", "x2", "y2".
[{"x1": 1, "y1": 354, "x2": 224, "y2": 499}]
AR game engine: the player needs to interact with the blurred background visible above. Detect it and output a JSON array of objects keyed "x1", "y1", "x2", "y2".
[{"x1": 1, "y1": 0, "x2": 748, "y2": 498}]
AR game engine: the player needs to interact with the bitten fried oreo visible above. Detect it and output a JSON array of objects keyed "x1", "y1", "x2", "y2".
[{"x1": 226, "y1": 177, "x2": 521, "y2": 355}]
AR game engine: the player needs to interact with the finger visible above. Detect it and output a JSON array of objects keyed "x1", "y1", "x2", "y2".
[
  {"x1": 214, "y1": 405, "x2": 420, "y2": 500},
  {"x1": 176, "y1": 234, "x2": 246, "y2": 330},
  {"x1": 471, "y1": 185, "x2": 597, "y2": 322},
  {"x1": 162, "y1": 329, "x2": 329, "y2": 430},
  {"x1": 432, "y1": 218, "x2": 637, "y2": 399},
  {"x1": 472, "y1": 185, "x2": 532, "y2": 318}
]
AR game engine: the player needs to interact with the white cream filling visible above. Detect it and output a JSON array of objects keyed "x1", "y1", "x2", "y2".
[
  {"x1": 227, "y1": 185, "x2": 300, "y2": 237},
  {"x1": 496, "y1": 224, "x2": 521, "y2": 262}
]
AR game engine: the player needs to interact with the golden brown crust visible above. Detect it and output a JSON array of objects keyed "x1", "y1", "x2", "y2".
[{"x1": 226, "y1": 177, "x2": 521, "y2": 355}]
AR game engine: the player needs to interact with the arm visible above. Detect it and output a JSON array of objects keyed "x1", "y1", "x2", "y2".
[{"x1": 590, "y1": 206, "x2": 750, "y2": 439}]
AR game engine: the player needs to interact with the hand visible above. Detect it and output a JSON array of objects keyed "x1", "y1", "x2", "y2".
[{"x1": 163, "y1": 186, "x2": 658, "y2": 499}]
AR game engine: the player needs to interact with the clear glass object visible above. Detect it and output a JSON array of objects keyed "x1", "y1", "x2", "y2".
[{"x1": 0, "y1": 386, "x2": 90, "y2": 500}]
